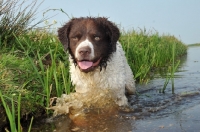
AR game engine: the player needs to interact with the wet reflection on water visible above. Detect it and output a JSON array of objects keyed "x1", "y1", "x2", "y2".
[{"x1": 30, "y1": 108, "x2": 136, "y2": 132}]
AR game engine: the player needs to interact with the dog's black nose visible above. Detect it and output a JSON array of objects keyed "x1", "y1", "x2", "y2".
[{"x1": 78, "y1": 46, "x2": 91, "y2": 56}]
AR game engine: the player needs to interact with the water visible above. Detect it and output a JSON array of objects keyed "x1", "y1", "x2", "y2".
[{"x1": 30, "y1": 46, "x2": 200, "y2": 132}]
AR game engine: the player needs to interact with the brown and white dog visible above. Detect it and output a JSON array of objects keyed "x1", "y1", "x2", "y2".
[{"x1": 58, "y1": 17, "x2": 135, "y2": 107}]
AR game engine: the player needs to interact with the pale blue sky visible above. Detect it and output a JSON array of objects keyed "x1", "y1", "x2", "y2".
[{"x1": 34, "y1": 0, "x2": 200, "y2": 44}]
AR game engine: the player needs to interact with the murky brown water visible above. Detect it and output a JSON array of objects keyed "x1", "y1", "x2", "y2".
[{"x1": 29, "y1": 46, "x2": 200, "y2": 132}]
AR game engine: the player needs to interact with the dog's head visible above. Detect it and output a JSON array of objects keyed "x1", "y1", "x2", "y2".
[{"x1": 58, "y1": 17, "x2": 120, "y2": 72}]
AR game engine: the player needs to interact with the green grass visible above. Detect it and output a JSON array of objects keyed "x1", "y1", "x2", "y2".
[
  {"x1": 0, "y1": 91, "x2": 34, "y2": 132},
  {"x1": 14, "y1": 30, "x2": 72, "y2": 108},
  {"x1": 120, "y1": 29, "x2": 187, "y2": 82},
  {"x1": 161, "y1": 42, "x2": 180, "y2": 94},
  {"x1": 0, "y1": 30, "x2": 72, "y2": 130},
  {"x1": 0, "y1": 92, "x2": 19, "y2": 132}
]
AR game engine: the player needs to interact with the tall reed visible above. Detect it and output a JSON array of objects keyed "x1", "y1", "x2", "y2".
[
  {"x1": 0, "y1": 92, "x2": 33, "y2": 132},
  {"x1": 14, "y1": 32, "x2": 71, "y2": 110},
  {"x1": 162, "y1": 42, "x2": 180, "y2": 93},
  {"x1": 120, "y1": 29, "x2": 187, "y2": 83},
  {"x1": 0, "y1": 0, "x2": 45, "y2": 47}
]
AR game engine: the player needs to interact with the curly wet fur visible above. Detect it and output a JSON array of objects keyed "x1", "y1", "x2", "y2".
[{"x1": 68, "y1": 42, "x2": 135, "y2": 106}]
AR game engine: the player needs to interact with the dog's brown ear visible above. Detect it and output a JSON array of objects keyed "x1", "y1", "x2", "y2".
[
  {"x1": 96, "y1": 17, "x2": 120, "y2": 51},
  {"x1": 58, "y1": 19, "x2": 73, "y2": 51}
]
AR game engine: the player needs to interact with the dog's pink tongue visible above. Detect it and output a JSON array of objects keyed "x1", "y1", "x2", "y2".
[{"x1": 78, "y1": 61, "x2": 93, "y2": 69}]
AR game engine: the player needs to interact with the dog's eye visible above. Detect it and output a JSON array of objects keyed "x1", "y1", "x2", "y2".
[
  {"x1": 72, "y1": 37, "x2": 78, "y2": 41},
  {"x1": 94, "y1": 36, "x2": 100, "y2": 41}
]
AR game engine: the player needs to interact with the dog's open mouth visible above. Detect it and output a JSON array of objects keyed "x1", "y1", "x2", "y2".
[{"x1": 77, "y1": 58, "x2": 101, "y2": 70}]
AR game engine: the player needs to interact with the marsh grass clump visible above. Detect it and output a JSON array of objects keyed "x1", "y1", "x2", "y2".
[
  {"x1": 0, "y1": 0, "x2": 78, "y2": 130},
  {"x1": 0, "y1": 91, "x2": 34, "y2": 132},
  {"x1": 0, "y1": 28, "x2": 72, "y2": 130},
  {"x1": 120, "y1": 29, "x2": 187, "y2": 82},
  {"x1": 14, "y1": 29, "x2": 72, "y2": 108},
  {"x1": 0, "y1": 0, "x2": 45, "y2": 47}
]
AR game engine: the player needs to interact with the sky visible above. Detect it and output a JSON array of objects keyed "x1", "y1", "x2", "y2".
[{"x1": 32, "y1": 0, "x2": 200, "y2": 44}]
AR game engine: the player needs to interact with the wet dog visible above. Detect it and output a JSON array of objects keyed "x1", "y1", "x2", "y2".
[{"x1": 57, "y1": 17, "x2": 136, "y2": 107}]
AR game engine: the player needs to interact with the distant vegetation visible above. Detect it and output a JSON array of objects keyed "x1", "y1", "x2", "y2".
[{"x1": 187, "y1": 43, "x2": 200, "y2": 47}]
